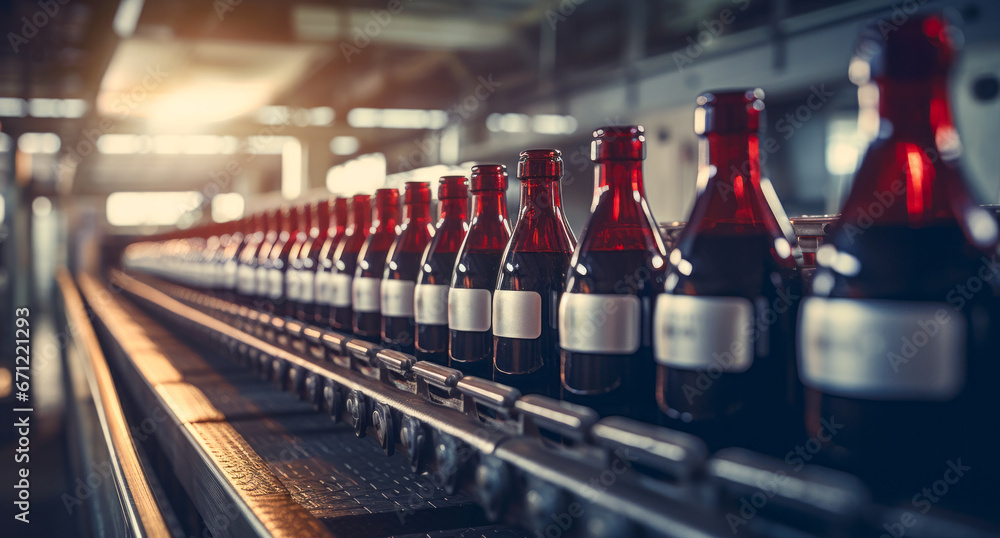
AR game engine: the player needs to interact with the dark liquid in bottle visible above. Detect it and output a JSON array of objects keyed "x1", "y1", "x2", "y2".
[
  {"x1": 415, "y1": 250, "x2": 458, "y2": 365},
  {"x1": 494, "y1": 251, "x2": 567, "y2": 396},
  {"x1": 383, "y1": 250, "x2": 425, "y2": 353},
  {"x1": 450, "y1": 250, "x2": 505, "y2": 378},
  {"x1": 561, "y1": 248, "x2": 662, "y2": 421},
  {"x1": 809, "y1": 223, "x2": 998, "y2": 516},
  {"x1": 658, "y1": 232, "x2": 801, "y2": 453},
  {"x1": 330, "y1": 297, "x2": 354, "y2": 332},
  {"x1": 354, "y1": 310, "x2": 380, "y2": 342}
]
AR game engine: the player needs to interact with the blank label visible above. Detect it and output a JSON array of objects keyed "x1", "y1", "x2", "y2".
[
  {"x1": 448, "y1": 288, "x2": 492, "y2": 332},
  {"x1": 353, "y1": 277, "x2": 382, "y2": 313},
  {"x1": 559, "y1": 293, "x2": 640, "y2": 354},
  {"x1": 493, "y1": 290, "x2": 542, "y2": 339},
  {"x1": 382, "y1": 279, "x2": 416, "y2": 317},
  {"x1": 415, "y1": 284, "x2": 449, "y2": 325}
]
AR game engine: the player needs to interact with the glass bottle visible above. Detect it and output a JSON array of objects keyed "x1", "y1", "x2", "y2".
[
  {"x1": 353, "y1": 188, "x2": 400, "y2": 342},
  {"x1": 559, "y1": 126, "x2": 667, "y2": 421},
  {"x1": 236, "y1": 211, "x2": 266, "y2": 302},
  {"x1": 799, "y1": 13, "x2": 999, "y2": 517},
  {"x1": 254, "y1": 208, "x2": 281, "y2": 301},
  {"x1": 219, "y1": 217, "x2": 246, "y2": 301},
  {"x1": 415, "y1": 176, "x2": 470, "y2": 364},
  {"x1": 286, "y1": 203, "x2": 313, "y2": 318},
  {"x1": 494, "y1": 150, "x2": 576, "y2": 397},
  {"x1": 654, "y1": 90, "x2": 802, "y2": 453},
  {"x1": 264, "y1": 206, "x2": 298, "y2": 316},
  {"x1": 449, "y1": 165, "x2": 511, "y2": 378},
  {"x1": 382, "y1": 182, "x2": 435, "y2": 353},
  {"x1": 308, "y1": 197, "x2": 345, "y2": 324},
  {"x1": 322, "y1": 194, "x2": 371, "y2": 332}
]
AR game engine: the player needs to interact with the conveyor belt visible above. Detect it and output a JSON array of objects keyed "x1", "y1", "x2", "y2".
[
  {"x1": 71, "y1": 268, "x2": 1000, "y2": 538},
  {"x1": 79, "y1": 270, "x2": 525, "y2": 537}
]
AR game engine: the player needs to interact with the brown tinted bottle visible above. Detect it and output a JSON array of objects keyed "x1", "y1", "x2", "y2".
[
  {"x1": 415, "y1": 176, "x2": 469, "y2": 364},
  {"x1": 322, "y1": 195, "x2": 371, "y2": 332},
  {"x1": 559, "y1": 126, "x2": 668, "y2": 421},
  {"x1": 449, "y1": 165, "x2": 511, "y2": 378},
  {"x1": 382, "y1": 182, "x2": 434, "y2": 353},
  {"x1": 654, "y1": 90, "x2": 802, "y2": 453},
  {"x1": 353, "y1": 189, "x2": 400, "y2": 342},
  {"x1": 799, "y1": 13, "x2": 1000, "y2": 518},
  {"x1": 493, "y1": 150, "x2": 576, "y2": 397}
]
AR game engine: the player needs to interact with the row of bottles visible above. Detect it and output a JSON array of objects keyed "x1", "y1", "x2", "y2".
[{"x1": 122, "y1": 12, "x2": 994, "y2": 519}]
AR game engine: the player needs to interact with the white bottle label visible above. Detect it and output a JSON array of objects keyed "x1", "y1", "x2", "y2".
[
  {"x1": 330, "y1": 273, "x2": 353, "y2": 307},
  {"x1": 799, "y1": 298, "x2": 965, "y2": 400},
  {"x1": 315, "y1": 271, "x2": 331, "y2": 304},
  {"x1": 237, "y1": 265, "x2": 252, "y2": 294},
  {"x1": 493, "y1": 290, "x2": 542, "y2": 339},
  {"x1": 286, "y1": 269, "x2": 301, "y2": 302},
  {"x1": 299, "y1": 270, "x2": 315, "y2": 303},
  {"x1": 353, "y1": 277, "x2": 382, "y2": 313},
  {"x1": 381, "y1": 279, "x2": 416, "y2": 317},
  {"x1": 448, "y1": 288, "x2": 492, "y2": 332},
  {"x1": 559, "y1": 293, "x2": 641, "y2": 354},
  {"x1": 267, "y1": 268, "x2": 283, "y2": 299},
  {"x1": 415, "y1": 284, "x2": 449, "y2": 325},
  {"x1": 653, "y1": 295, "x2": 753, "y2": 372},
  {"x1": 224, "y1": 261, "x2": 239, "y2": 290}
]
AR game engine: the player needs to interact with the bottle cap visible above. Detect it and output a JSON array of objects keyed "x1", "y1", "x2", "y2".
[
  {"x1": 518, "y1": 149, "x2": 563, "y2": 179},
  {"x1": 591, "y1": 125, "x2": 645, "y2": 162},
  {"x1": 695, "y1": 89, "x2": 764, "y2": 135}
]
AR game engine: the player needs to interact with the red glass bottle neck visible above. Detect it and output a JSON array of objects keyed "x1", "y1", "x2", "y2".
[
  {"x1": 519, "y1": 178, "x2": 565, "y2": 212},
  {"x1": 471, "y1": 191, "x2": 508, "y2": 224},
  {"x1": 350, "y1": 206, "x2": 372, "y2": 236},
  {"x1": 373, "y1": 206, "x2": 399, "y2": 234},
  {"x1": 297, "y1": 209, "x2": 309, "y2": 235},
  {"x1": 514, "y1": 178, "x2": 575, "y2": 252},
  {"x1": 595, "y1": 160, "x2": 646, "y2": 197},
  {"x1": 876, "y1": 78, "x2": 952, "y2": 140},
  {"x1": 404, "y1": 202, "x2": 432, "y2": 226},
  {"x1": 438, "y1": 197, "x2": 468, "y2": 222},
  {"x1": 688, "y1": 133, "x2": 773, "y2": 233}
]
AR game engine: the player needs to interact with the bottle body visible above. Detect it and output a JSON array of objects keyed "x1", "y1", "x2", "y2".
[
  {"x1": 559, "y1": 127, "x2": 667, "y2": 421},
  {"x1": 382, "y1": 182, "x2": 434, "y2": 353},
  {"x1": 657, "y1": 228, "x2": 801, "y2": 451},
  {"x1": 353, "y1": 189, "x2": 400, "y2": 342},
  {"x1": 654, "y1": 90, "x2": 803, "y2": 453},
  {"x1": 267, "y1": 207, "x2": 297, "y2": 318},
  {"x1": 494, "y1": 150, "x2": 576, "y2": 397},
  {"x1": 415, "y1": 176, "x2": 470, "y2": 364},
  {"x1": 318, "y1": 195, "x2": 371, "y2": 332},
  {"x1": 286, "y1": 204, "x2": 313, "y2": 320},
  {"x1": 307, "y1": 198, "x2": 345, "y2": 324},
  {"x1": 218, "y1": 220, "x2": 244, "y2": 301},
  {"x1": 449, "y1": 165, "x2": 511, "y2": 378},
  {"x1": 798, "y1": 13, "x2": 999, "y2": 517}
]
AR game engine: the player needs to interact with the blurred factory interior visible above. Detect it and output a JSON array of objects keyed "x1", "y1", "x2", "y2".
[{"x1": 1, "y1": 0, "x2": 999, "y2": 535}]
